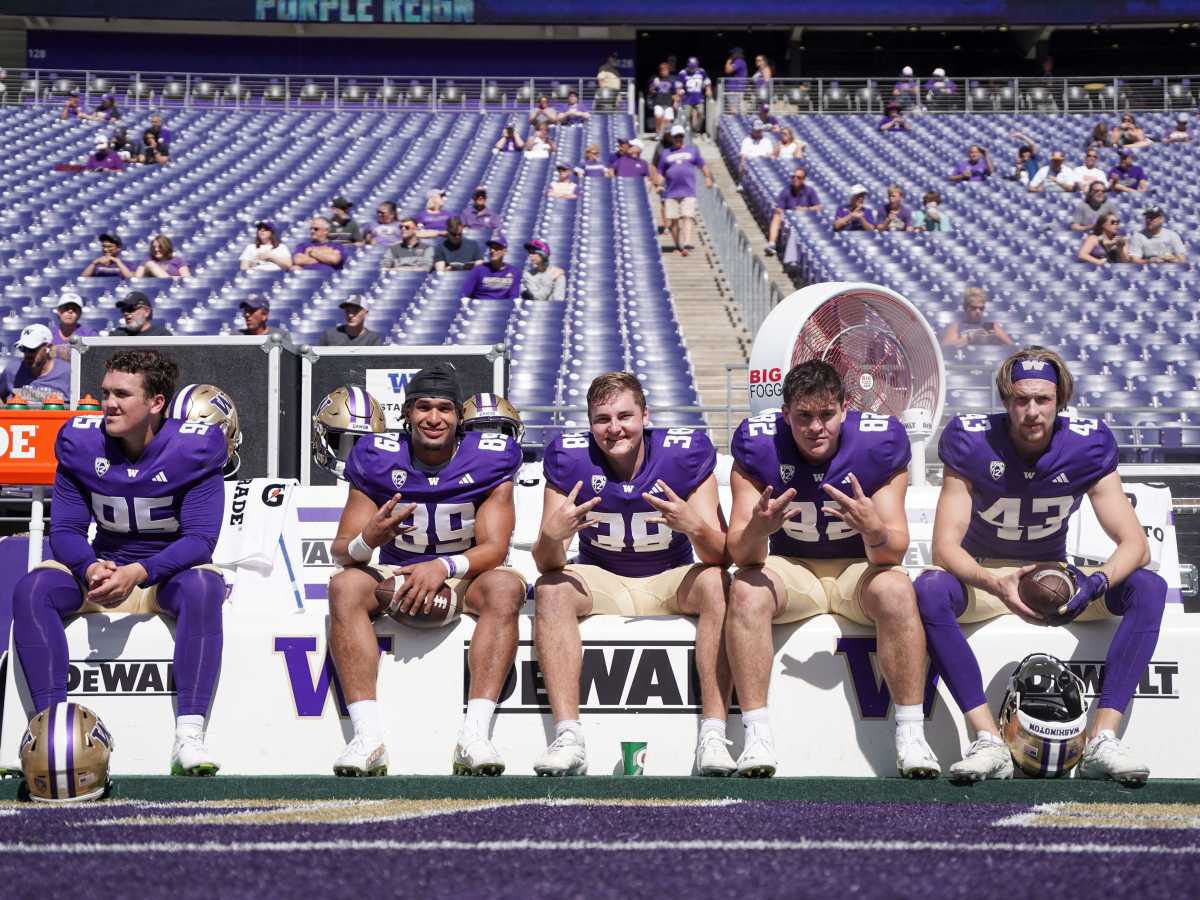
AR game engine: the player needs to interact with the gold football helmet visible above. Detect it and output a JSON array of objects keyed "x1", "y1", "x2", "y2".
[
  {"x1": 313, "y1": 385, "x2": 388, "y2": 479},
  {"x1": 999, "y1": 652, "x2": 1088, "y2": 778},
  {"x1": 20, "y1": 702, "x2": 114, "y2": 803},
  {"x1": 169, "y1": 383, "x2": 242, "y2": 476},
  {"x1": 462, "y1": 393, "x2": 524, "y2": 444}
]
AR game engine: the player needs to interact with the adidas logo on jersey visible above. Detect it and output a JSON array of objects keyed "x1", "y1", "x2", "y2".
[
  {"x1": 840, "y1": 473, "x2": 854, "y2": 485},
  {"x1": 1053, "y1": 472, "x2": 1070, "y2": 484},
  {"x1": 458, "y1": 473, "x2": 475, "y2": 485},
  {"x1": 648, "y1": 483, "x2": 665, "y2": 495},
  {"x1": 153, "y1": 471, "x2": 168, "y2": 484},
  {"x1": 127, "y1": 468, "x2": 139, "y2": 478}
]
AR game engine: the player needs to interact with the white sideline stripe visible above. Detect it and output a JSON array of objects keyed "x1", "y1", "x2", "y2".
[{"x1": 0, "y1": 837, "x2": 1195, "y2": 856}]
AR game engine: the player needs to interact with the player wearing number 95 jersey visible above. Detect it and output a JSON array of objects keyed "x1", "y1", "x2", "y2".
[
  {"x1": 728, "y1": 360, "x2": 940, "y2": 779},
  {"x1": 915, "y1": 348, "x2": 1165, "y2": 784},
  {"x1": 532, "y1": 372, "x2": 734, "y2": 777},
  {"x1": 328, "y1": 364, "x2": 525, "y2": 778},
  {"x1": 12, "y1": 350, "x2": 230, "y2": 778}
]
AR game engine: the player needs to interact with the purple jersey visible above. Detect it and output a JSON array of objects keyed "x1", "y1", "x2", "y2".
[
  {"x1": 678, "y1": 69, "x2": 710, "y2": 104},
  {"x1": 657, "y1": 145, "x2": 704, "y2": 199},
  {"x1": 543, "y1": 427, "x2": 716, "y2": 577},
  {"x1": 50, "y1": 416, "x2": 227, "y2": 585},
  {"x1": 1108, "y1": 164, "x2": 1147, "y2": 189},
  {"x1": 732, "y1": 410, "x2": 910, "y2": 559},
  {"x1": 344, "y1": 430, "x2": 521, "y2": 567},
  {"x1": 463, "y1": 262, "x2": 521, "y2": 300},
  {"x1": 418, "y1": 209, "x2": 451, "y2": 232},
  {"x1": 939, "y1": 413, "x2": 1118, "y2": 561}
]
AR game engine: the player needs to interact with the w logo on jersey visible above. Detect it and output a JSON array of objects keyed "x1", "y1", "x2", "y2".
[
  {"x1": 990, "y1": 461, "x2": 1005, "y2": 480},
  {"x1": 779, "y1": 465, "x2": 795, "y2": 482},
  {"x1": 591, "y1": 475, "x2": 607, "y2": 494},
  {"x1": 391, "y1": 470, "x2": 407, "y2": 490}
]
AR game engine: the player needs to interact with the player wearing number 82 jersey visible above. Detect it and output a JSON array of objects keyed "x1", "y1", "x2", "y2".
[{"x1": 915, "y1": 348, "x2": 1165, "y2": 784}]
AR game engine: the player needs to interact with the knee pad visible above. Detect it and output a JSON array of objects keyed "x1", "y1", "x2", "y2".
[{"x1": 914, "y1": 570, "x2": 967, "y2": 621}]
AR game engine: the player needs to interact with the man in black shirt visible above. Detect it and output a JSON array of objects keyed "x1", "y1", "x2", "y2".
[{"x1": 433, "y1": 218, "x2": 483, "y2": 272}]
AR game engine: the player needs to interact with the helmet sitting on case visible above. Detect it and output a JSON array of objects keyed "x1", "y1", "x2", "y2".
[
  {"x1": 462, "y1": 393, "x2": 524, "y2": 444},
  {"x1": 999, "y1": 652, "x2": 1088, "y2": 778},
  {"x1": 168, "y1": 383, "x2": 242, "y2": 477},
  {"x1": 20, "y1": 702, "x2": 114, "y2": 803},
  {"x1": 313, "y1": 385, "x2": 387, "y2": 479}
]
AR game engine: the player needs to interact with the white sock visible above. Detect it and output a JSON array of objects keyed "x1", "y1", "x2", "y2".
[
  {"x1": 741, "y1": 707, "x2": 771, "y2": 743},
  {"x1": 894, "y1": 704, "x2": 925, "y2": 743},
  {"x1": 347, "y1": 700, "x2": 382, "y2": 742},
  {"x1": 975, "y1": 730, "x2": 1004, "y2": 745},
  {"x1": 176, "y1": 715, "x2": 204, "y2": 740},
  {"x1": 555, "y1": 719, "x2": 584, "y2": 741},
  {"x1": 462, "y1": 698, "x2": 497, "y2": 738},
  {"x1": 699, "y1": 717, "x2": 727, "y2": 740}
]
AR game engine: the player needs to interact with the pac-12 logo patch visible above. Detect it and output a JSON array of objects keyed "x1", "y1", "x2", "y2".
[
  {"x1": 779, "y1": 464, "x2": 795, "y2": 482},
  {"x1": 990, "y1": 461, "x2": 1005, "y2": 480},
  {"x1": 391, "y1": 470, "x2": 407, "y2": 490},
  {"x1": 591, "y1": 475, "x2": 607, "y2": 494},
  {"x1": 94, "y1": 457, "x2": 109, "y2": 477}
]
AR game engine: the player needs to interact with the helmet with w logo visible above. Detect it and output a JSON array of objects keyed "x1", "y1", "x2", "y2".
[
  {"x1": 20, "y1": 702, "x2": 114, "y2": 803},
  {"x1": 999, "y1": 652, "x2": 1088, "y2": 778}
]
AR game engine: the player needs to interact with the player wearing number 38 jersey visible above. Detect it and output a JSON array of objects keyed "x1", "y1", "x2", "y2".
[{"x1": 916, "y1": 348, "x2": 1165, "y2": 784}]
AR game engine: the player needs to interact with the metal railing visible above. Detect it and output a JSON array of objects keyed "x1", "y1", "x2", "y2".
[
  {"x1": 717, "y1": 75, "x2": 1199, "y2": 116},
  {"x1": 1, "y1": 68, "x2": 636, "y2": 115},
  {"x1": 694, "y1": 182, "x2": 783, "y2": 337}
]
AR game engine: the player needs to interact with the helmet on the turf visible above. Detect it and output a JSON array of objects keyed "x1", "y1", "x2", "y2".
[
  {"x1": 462, "y1": 393, "x2": 524, "y2": 444},
  {"x1": 999, "y1": 652, "x2": 1087, "y2": 778},
  {"x1": 20, "y1": 702, "x2": 114, "y2": 803},
  {"x1": 169, "y1": 383, "x2": 242, "y2": 477},
  {"x1": 313, "y1": 385, "x2": 387, "y2": 479}
]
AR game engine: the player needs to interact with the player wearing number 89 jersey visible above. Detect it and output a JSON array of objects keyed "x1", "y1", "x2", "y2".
[
  {"x1": 728, "y1": 360, "x2": 939, "y2": 779},
  {"x1": 532, "y1": 372, "x2": 733, "y2": 777},
  {"x1": 915, "y1": 348, "x2": 1165, "y2": 784}
]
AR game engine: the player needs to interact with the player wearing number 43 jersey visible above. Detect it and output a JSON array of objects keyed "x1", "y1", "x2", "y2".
[
  {"x1": 12, "y1": 350, "x2": 231, "y2": 777},
  {"x1": 916, "y1": 348, "x2": 1165, "y2": 784},
  {"x1": 328, "y1": 364, "x2": 525, "y2": 777},
  {"x1": 533, "y1": 372, "x2": 734, "y2": 777},
  {"x1": 729, "y1": 360, "x2": 940, "y2": 779}
]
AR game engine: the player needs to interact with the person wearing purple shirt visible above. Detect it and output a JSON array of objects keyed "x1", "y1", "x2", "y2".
[
  {"x1": 655, "y1": 126, "x2": 712, "y2": 256},
  {"x1": 148, "y1": 113, "x2": 171, "y2": 148},
  {"x1": 84, "y1": 138, "x2": 125, "y2": 172},
  {"x1": 459, "y1": 188, "x2": 503, "y2": 233},
  {"x1": 833, "y1": 184, "x2": 876, "y2": 232},
  {"x1": 461, "y1": 236, "x2": 521, "y2": 300},
  {"x1": 558, "y1": 91, "x2": 590, "y2": 126},
  {"x1": 50, "y1": 292, "x2": 98, "y2": 360},
  {"x1": 1108, "y1": 152, "x2": 1148, "y2": 193},
  {"x1": 677, "y1": 57, "x2": 711, "y2": 132},
  {"x1": 914, "y1": 349, "x2": 1165, "y2": 784},
  {"x1": 724, "y1": 47, "x2": 748, "y2": 93},
  {"x1": 879, "y1": 101, "x2": 912, "y2": 133},
  {"x1": 134, "y1": 234, "x2": 190, "y2": 278},
  {"x1": 726, "y1": 360, "x2": 937, "y2": 779},
  {"x1": 293, "y1": 217, "x2": 345, "y2": 271},
  {"x1": 575, "y1": 144, "x2": 608, "y2": 178},
  {"x1": 765, "y1": 167, "x2": 821, "y2": 256},
  {"x1": 81, "y1": 233, "x2": 132, "y2": 279},
  {"x1": 610, "y1": 141, "x2": 650, "y2": 178},
  {"x1": 11, "y1": 349, "x2": 230, "y2": 776},
  {"x1": 876, "y1": 185, "x2": 912, "y2": 231},
  {"x1": 948, "y1": 145, "x2": 993, "y2": 182},
  {"x1": 924, "y1": 67, "x2": 958, "y2": 110},
  {"x1": 327, "y1": 364, "x2": 525, "y2": 776},
  {"x1": 417, "y1": 189, "x2": 451, "y2": 238},
  {"x1": 0, "y1": 325, "x2": 72, "y2": 406},
  {"x1": 531, "y1": 371, "x2": 733, "y2": 778}
]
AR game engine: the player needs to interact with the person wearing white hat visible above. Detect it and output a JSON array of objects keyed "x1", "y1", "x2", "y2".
[
  {"x1": 738, "y1": 117, "x2": 776, "y2": 182},
  {"x1": 319, "y1": 295, "x2": 386, "y2": 347},
  {"x1": 0, "y1": 324, "x2": 72, "y2": 406},
  {"x1": 84, "y1": 136, "x2": 125, "y2": 173},
  {"x1": 893, "y1": 65, "x2": 920, "y2": 111},
  {"x1": 417, "y1": 188, "x2": 451, "y2": 238},
  {"x1": 833, "y1": 184, "x2": 876, "y2": 232},
  {"x1": 50, "y1": 292, "x2": 98, "y2": 361},
  {"x1": 924, "y1": 67, "x2": 957, "y2": 110},
  {"x1": 1165, "y1": 113, "x2": 1190, "y2": 144},
  {"x1": 654, "y1": 124, "x2": 713, "y2": 256}
]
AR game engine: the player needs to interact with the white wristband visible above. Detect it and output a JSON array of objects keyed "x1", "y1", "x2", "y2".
[
  {"x1": 347, "y1": 534, "x2": 373, "y2": 563},
  {"x1": 439, "y1": 554, "x2": 469, "y2": 579}
]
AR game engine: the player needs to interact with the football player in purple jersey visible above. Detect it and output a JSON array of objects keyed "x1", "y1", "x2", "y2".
[
  {"x1": 532, "y1": 372, "x2": 733, "y2": 776},
  {"x1": 916, "y1": 348, "x2": 1165, "y2": 784},
  {"x1": 327, "y1": 364, "x2": 525, "y2": 777},
  {"x1": 11, "y1": 350, "x2": 229, "y2": 776},
  {"x1": 728, "y1": 361, "x2": 939, "y2": 778}
]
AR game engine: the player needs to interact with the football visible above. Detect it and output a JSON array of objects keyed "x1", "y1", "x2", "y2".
[
  {"x1": 374, "y1": 574, "x2": 462, "y2": 629},
  {"x1": 1017, "y1": 565, "x2": 1077, "y2": 618}
]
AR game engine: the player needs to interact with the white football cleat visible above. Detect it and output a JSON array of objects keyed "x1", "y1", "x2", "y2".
[
  {"x1": 896, "y1": 735, "x2": 941, "y2": 779},
  {"x1": 170, "y1": 734, "x2": 220, "y2": 777},
  {"x1": 948, "y1": 734, "x2": 1014, "y2": 783},
  {"x1": 736, "y1": 735, "x2": 777, "y2": 778},
  {"x1": 453, "y1": 735, "x2": 505, "y2": 777},
  {"x1": 695, "y1": 731, "x2": 737, "y2": 777},
  {"x1": 333, "y1": 734, "x2": 389, "y2": 777},
  {"x1": 533, "y1": 731, "x2": 587, "y2": 776},
  {"x1": 1077, "y1": 731, "x2": 1150, "y2": 784}
]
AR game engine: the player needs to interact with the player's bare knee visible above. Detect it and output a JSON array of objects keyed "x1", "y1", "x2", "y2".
[
  {"x1": 473, "y1": 578, "x2": 524, "y2": 621},
  {"x1": 728, "y1": 572, "x2": 775, "y2": 624},
  {"x1": 533, "y1": 576, "x2": 580, "y2": 621},
  {"x1": 329, "y1": 571, "x2": 372, "y2": 620},
  {"x1": 862, "y1": 571, "x2": 918, "y2": 624}
]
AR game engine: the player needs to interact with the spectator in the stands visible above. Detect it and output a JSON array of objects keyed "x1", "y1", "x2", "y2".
[
  {"x1": 924, "y1": 67, "x2": 957, "y2": 109},
  {"x1": 1010, "y1": 131, "x2": 1040, "y2": 185},
  {"x1": 648, "y1": 63, "x2": 679, "y2": 136},
  {"x1": 876, "y1": 185, "x2": 912, "y2": 232},
  {"x1": 148, "y1": 113, "x2": 171, "y2": 148},
  {"x1": 1074, "y1": 148, "x2": 1107, "y2": 190},
  {"x1": 1028, "y1": 150, "x2": 1077, "y2": 193},
  {"x1": 60, "y1": 91, "x2": 84, "y2": 120},
  {"x1": 879, "y1": 101, "x2": 911, "y2": 133},
  {"x1": 1108, "y1": 151, "x2": 1148, "y2": 194},
  {"x1": 327, "y1": 197, "x2": 364, "y2": 244},
  {"x1": 677, "y1": 57, "x2": 712, "y2": 133},
  {"x1": 524, "y1": 124, "x2": 555, "y2": 160},
  {"x1": 765, "y1": 167, "x2": 821, "y2": 256},
  {"x1": 493, "y1": 124, "x2": 523, "y2": 153},
  {"x1": 1130, "y1": 207, "x2": 1187, "y2": 264},
  {"x1": 738, "y1": 118, "x2": 775, "y2": 181},
  {"x1": 293, "y1": 217, "x2": 345, "y2": 271},
  {"x1": 724, "y1": 47, "x2": 748, "y2": 92},
  {"x1": 364, "y1": 202, "x2": 403, "y2": 248},
  {"x1": 81, "y1": 232, "x2": 132, "y2": 279},
  {"x1": 433, "y1": 218, "x2": 483, "y2": 272},
  {"x1": 90, "y1": 93, "x2": 119, "y2": 122},
  {"x1": 1087, "y1": 119, "x2": 1111, "y2": 150},
  {"x1": 381, "y1": 218, "x2": 433, "y2": 271},
  {"x1": 941, "y1": 288, "x2": 1013, "y2": 349},
  {"x1": 547, "y1": 163, "x2": 578, "y2": 200},
  {"x1": 1164, "y1": 114, "x2": 1190, "y2": 144},
  {"x1": 752, "y1": 54, "x2": 773, "y2": 90},
  {"x1": 460, "y1": 188, "x2": 502, "y2": 233},
  {"x1": 0, "y1": 325, "x2": 72, "y2": 406},
  {"x1": 911, "y1": 191, "x2": 952, "y2": 231},
  {"x1": 559, "y1": 91, "x2": 590, "y2": 126},
  {"x1": 1071, "y1": 182, "x2": 1118, "y2": 232},
  {"x1": 833, "y1": 184, "x2": 876, "y2": 232},
  {"x1": 610, "y1": 138, "x2": 650, "y2": 178},
  {"x1": 416, "y1": 189, "x2": 451, "y2": 238},
  {"x1": 139, "y1": 129, "x2": 168, "y2": 165},
  {"x1": 756, "y1": 103, "x2": 781, "y2": 133},
  {"x1": 240, "y1": 220, "x2": 292, "y2": 272},
  {"x1": 134, "y1": 234, "x2": 190, "y2": 278},
  {"x1": 1077, "y1": 212, "x2": 1130, "y2": 266},
  {"x1": 774, "y1": 127, "x2": 805, "y2": 161},
  {"x1": 110, "y1": 127, "x2": 134, "y2": 160},
  {"x1": 655, "y1": 125, "x2": 712, "y2": 257},
  {"x1": 238, "y1": 294, "x2": 290, "y2": 338},
  {"x1": 576, "y1": 144, "x2": 608, "y2": 178},
  {"x1": 462, "y1": 235, "x2": 521, "y2": 301},
  {"x1": 521, "y1": 239, "x2": 566, "y2": 302},
  {"x1": 1111, "y1": 113, "x2": 1152, "y2": 150},
  {"x1": 892, "y1": 66, "x2": 920, "y2": 111},
  {"x1": 320, "y1": 295, "x2": 385, "y2": 346},
  {"x1": 113, "y1": 292, "x2": 172, "y2": 337},
  {"x1": 948, "y1": 144, "x2": 992, "y2": 182},
  {"x1": 596, "y1": 52, "x2": 622, "y2": 92},
  {"x1": 50, "y1": 292, "x2": 97, "y2": 360},
  {"x1": 529, "y1": 95, "x2": 559, "y2": 128},
  {"x1": 85, "y1": 137, "x2": 125, "y2": 172}
]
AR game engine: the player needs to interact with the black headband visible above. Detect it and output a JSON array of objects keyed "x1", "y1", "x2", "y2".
[{"x1": 406, "y1": 363, "x2": 461, "y2": 405}]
